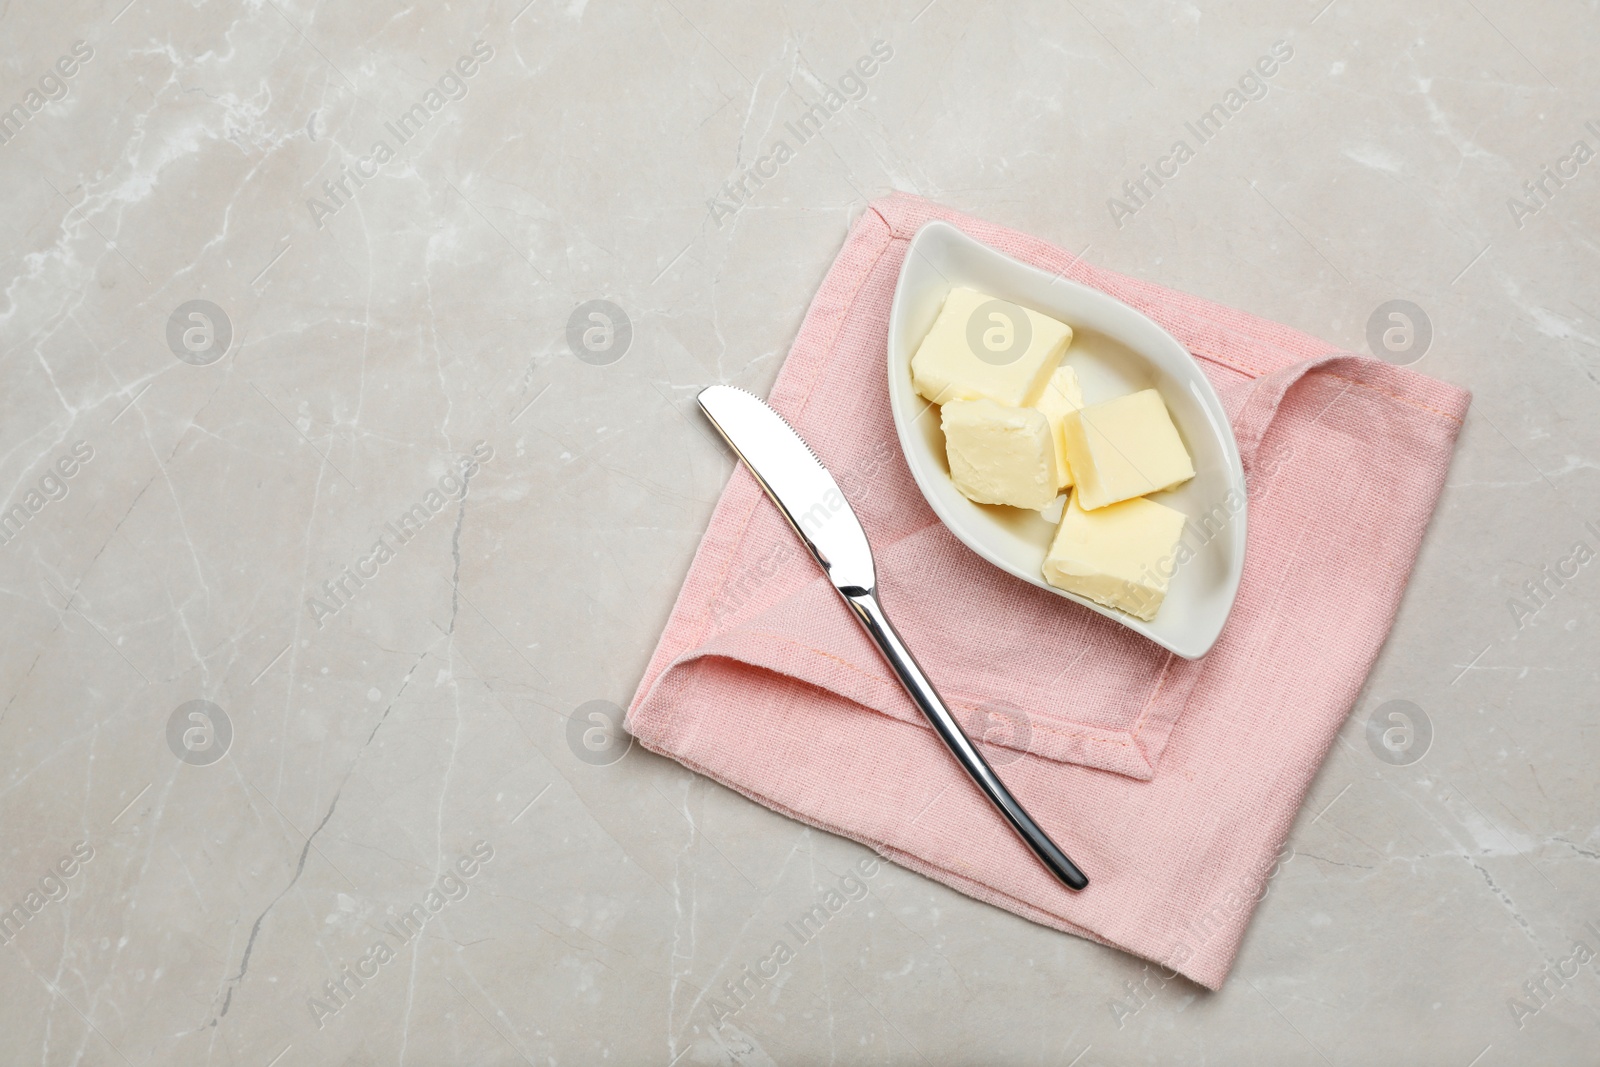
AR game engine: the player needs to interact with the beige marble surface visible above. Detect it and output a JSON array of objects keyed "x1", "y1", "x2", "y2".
[{"x1": 2, "y1": 0, "x2": 1597, "y2": 1063}]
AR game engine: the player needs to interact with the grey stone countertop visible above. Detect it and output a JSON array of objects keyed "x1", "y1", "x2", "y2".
[{"x1": 0, "y1": 0, "x2": 1596, "y2": 1063}]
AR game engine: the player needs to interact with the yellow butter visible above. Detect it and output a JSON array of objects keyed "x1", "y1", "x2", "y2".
[
  {"x1": 1061, "y1": 389, "x2": 1195, "y2": 510},
  {"x1": 1031, "y1": 365, "x2": 1084, "y2": 490},
  {"x1": 911, "y1": 287, "x2": 1072, "y2": 408},
  {"x1": 1043, "y1": 493, "x2": 1188, "y2": 620},
  {"x1": 940, "y1": 398, "x2": 1060, "y2": 510}
]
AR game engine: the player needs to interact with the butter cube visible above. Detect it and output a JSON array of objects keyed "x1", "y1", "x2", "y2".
[
  {"x1": 911, "y1": 287, "x2": 1073, "y2": 407},
  {"x1": 941, "y1": 399, "x2": 1060, "y2": 510},
  {"x1": 1043, "y1": 494, "x2": 1188, "y2": 620},
  {"x1": 1031, "y1": 365, "x2": 1085, "y2": 490},
  {"x1": 1062, "y1": 389, "x2": 1195, "y2": 510}
]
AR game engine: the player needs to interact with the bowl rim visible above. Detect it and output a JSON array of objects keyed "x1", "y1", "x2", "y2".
[{"x1": 885, "y1": 219, "x2": 1246, "y2": 659}]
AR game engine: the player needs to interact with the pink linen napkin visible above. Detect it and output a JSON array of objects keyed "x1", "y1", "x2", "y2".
[{"x1": 627, "y1": 193, "x2": 1469, "y2": 989}]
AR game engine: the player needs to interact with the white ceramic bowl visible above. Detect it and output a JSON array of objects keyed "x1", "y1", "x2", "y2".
[{"x1": 886, "y1": 220, "x2": 1246, "y2": 659}]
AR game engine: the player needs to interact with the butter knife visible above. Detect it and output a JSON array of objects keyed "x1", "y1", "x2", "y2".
[{"x1": 697, "y1": 385, "x2": 1088, "y2": 891}]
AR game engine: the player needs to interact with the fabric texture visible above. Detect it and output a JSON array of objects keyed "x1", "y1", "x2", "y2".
[{"x1": 626, "y1": 193, "x2": 1469, "y2": 989}]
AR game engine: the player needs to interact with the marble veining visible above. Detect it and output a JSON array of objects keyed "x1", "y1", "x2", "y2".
[{"x1": 0, "y1": 0, "x2": 1596, "y2": 1063}]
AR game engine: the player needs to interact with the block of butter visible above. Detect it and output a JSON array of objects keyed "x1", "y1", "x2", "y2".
[
  {"x1": 1031, "y1": 365, "x2": 1084, "y2": 490},
  {"x1": 1061, "y1": 388, "x2": 1195, "y2": 510},
  {"x1": 940, "y1": 399, "x2": 1060, "y2": 510},
  {"x1": 1043, "y1": 493, "x2": 1188, "y2": 620},
  {"x1": 911, "y1": 287, "x2": 1073, "y2": 407}
]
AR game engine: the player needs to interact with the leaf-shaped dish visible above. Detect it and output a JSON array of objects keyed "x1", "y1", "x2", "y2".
[{"x1": 885, "y1": 220, "x2": 1246, "y2": 659}]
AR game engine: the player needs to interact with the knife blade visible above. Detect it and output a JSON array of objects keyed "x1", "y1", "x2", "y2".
[{"x1": 697, "y1": 385, "x2": 1088, "y2": 892}]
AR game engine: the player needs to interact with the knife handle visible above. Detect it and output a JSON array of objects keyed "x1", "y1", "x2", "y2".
[{"x1": 840, "y1": 589, "x2": 1089, "y2": 892}]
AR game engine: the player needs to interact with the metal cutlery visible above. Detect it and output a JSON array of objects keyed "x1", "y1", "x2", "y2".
[{"x1": 696, "y1": 385, "x2": 1088, "y2": 891}]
